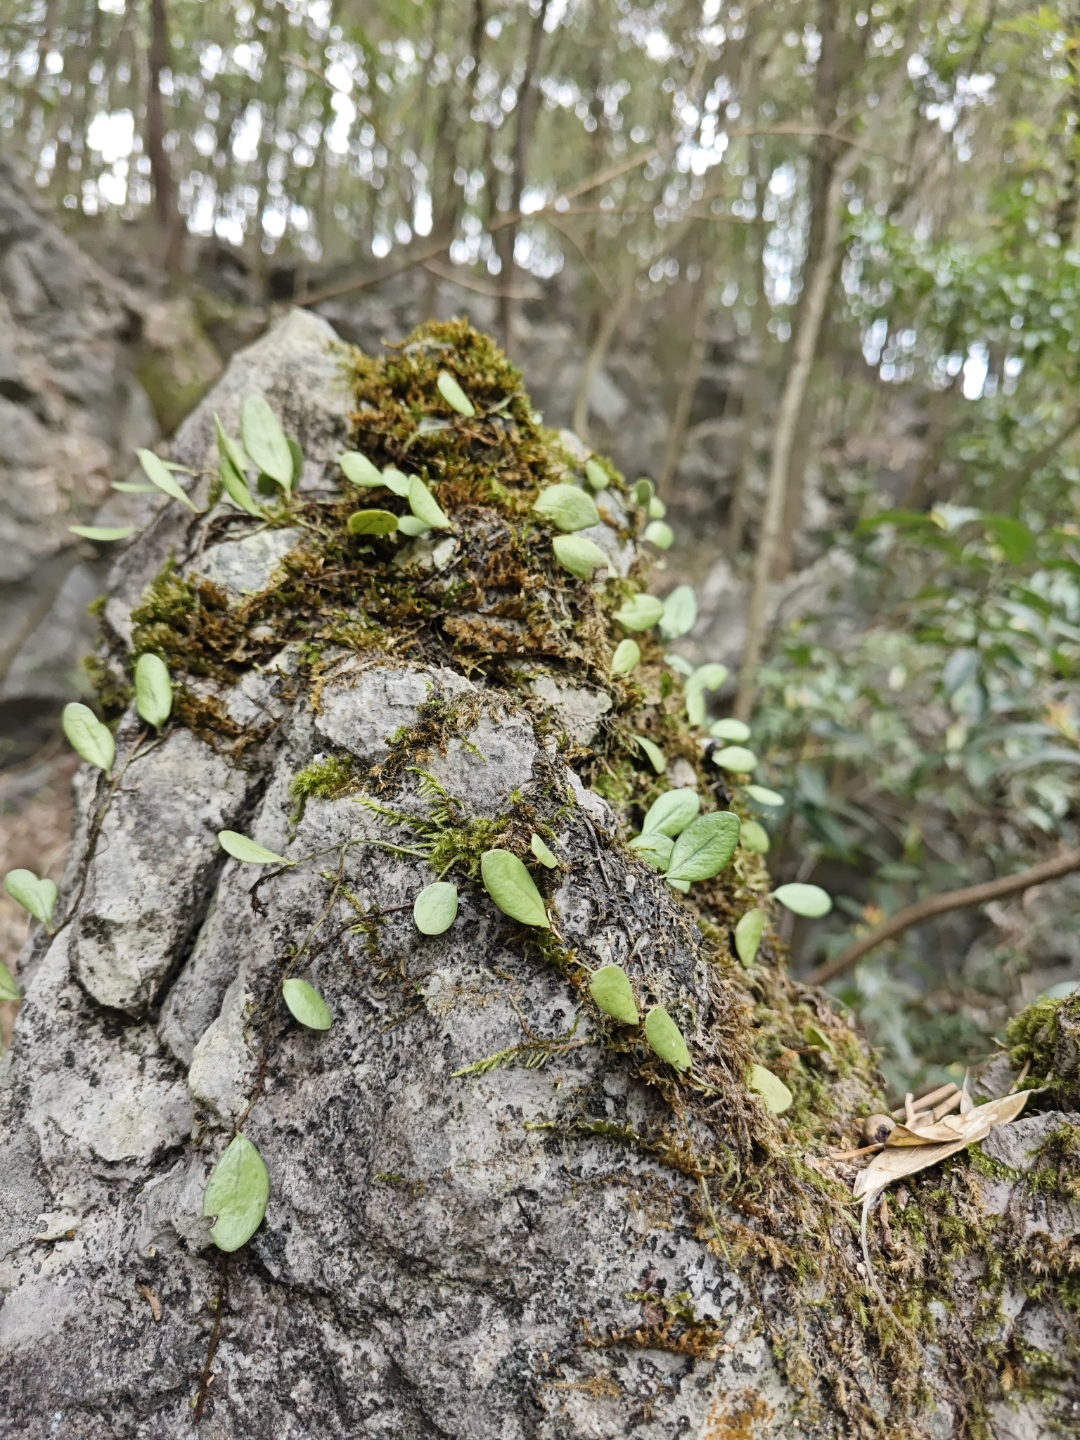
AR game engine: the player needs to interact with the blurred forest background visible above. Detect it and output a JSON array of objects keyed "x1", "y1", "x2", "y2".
[{"x1": 2, "y1": 0, "x2": 1080, "y2": 1097}]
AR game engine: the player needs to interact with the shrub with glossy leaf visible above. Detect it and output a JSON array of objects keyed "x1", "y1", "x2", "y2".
[
  {"x1": 480, "y1": 849, "x2": 549, "y2": 928},
  {"x1": 203, "y1": 1134, "x2": 271, "y2": 1252}
]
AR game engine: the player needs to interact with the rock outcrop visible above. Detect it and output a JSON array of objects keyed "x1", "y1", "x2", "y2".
[{"x1": 0, "y1": 309, "x2": 1076, "y2": 1440}]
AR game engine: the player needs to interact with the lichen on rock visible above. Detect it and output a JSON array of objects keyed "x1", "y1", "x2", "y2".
[{"x1": 0, "y1": 310, "x2": 1076, "y2": 1439}]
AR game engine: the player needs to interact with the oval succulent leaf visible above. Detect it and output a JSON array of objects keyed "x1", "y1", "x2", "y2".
[
  {"x1": 340, "y1": 451, "x2": 385, "y2": 487},
  {"x1": 437, "y1": 370, "x2": 476, "y2": 417},
  {"x1": 137, "y1": 448, "x2": 201, "y2": 511},
  {"x1": 641, "y1": 788, "x2": 700, "y2": 838},
  {"x1": 613, "y1": 594, "x2": 665, "y2": 631},
  {"x1": 665, "y1": 653, "x2": 694, "y2": 676},
  {"x1": 773, "y1": 883, "x2": 833, "y2": 918},
  {"x1": 746, "y1": 783, "x2": 784, "y2": 806},
  {"x1": 62, "y1": 703, "x2": 114, "y2": 774},
  {"x1": 711, "y1": 718, "x2": 751, "y2": 742},
  {"x1": 381, "y1": 467, "x2": 412, "y2": 496},
  {"x1": 633, "y1": 477, "x2": 655, "y2": 506},
  {"x1": 552, "y1": 533, "x2": 609, "y2": 579},
  {"x1": 218, "y1": 830, "x2": 289, "y2": 866},
  {"x1": 667, "y1": 811, "x2": 741, "y2": 884},
  {"x1": 413, "y1": 881, "x2": 459, "y2": 935},
  {"x1": 348, "y1": 509, "x2": 399, "y2": 536},
  {"x1": 240, "y1": 395, "x2": 293, "y2": 488},
  {"x1": 734, "y1": 909, "x2": 766, "y2": 967},
  {"x1": 135, "y1": 652, "x2": 172, "y2": 730},
  {"x1": 611, "y1": 639, "x2": 641, "y2": 675},
  {"x1": 584, "y1": 458, "x2": 610, "y2": 491},
  {"x1": 804, "y1": 1022, "x2": 834, "y2": 1052},
  {"x1": 739, "y1": 819, "x2": 770, "y2": 854},
  {"x1": 219, "y1": 454, "x2": 264, "y2": 517},
  {"x1": 659, "y1": 585, "x2": 697, "y2": 640},
  {"x1": 713, "y1": 745, "x2": 758, "y2": 774},
  {"x1": 628, "y1": 831, "x2": 674, "y2": 871},
  {"x1": 689, "y1": 663, "x2": 728, "y2": 693},
  {"x1": 633, "y1": 734, "x2": 666, "y2": 774},
  {"x1": 203, "y1": 1134, "x2": 270, "y2": 1252},
  {"x1": 748, "y1": 1063, "x2": 793, "y2": 1115},
  {"x1": 530, "y1": 834, "x2": 558, "y2": 869},
  {"x1": 69, "y1": 525, "x2": 137, "y2": 542},
  {"x1": 408, "y1": 476, "x2": 452, "y2": 530},
  {"x1": 398, "y1": 515, "x2": 432, "y2": 536},
  {"x1": 590, "y1": 964, "x2": 639, "y2": 1024},
  {"x1": 0, "y1": 960, "x2": 20, "y2": 1002},
  {"x1": 686, "y1": 688, "x2": 706, "y2": 727},
  {"x1": 642, "y1": 520, "x2": 674, "y2": 550},
  {"x1": 282, "y1": 977, "x2": 333, "y2": 1030},
  {"x1": 645, "y1": 1006, "x2": 692, "y2": 1070},
  {"x1": 648, "y1": 496, "x2": 667, "y2": 519},
  {"x1": 4, "y1": 869, "x2": 58, "y2": 930},
  {"x1": 533, "y1": 483, "x2": 600, "y2": 533},
  {"x1": 480, "y1": 849, "x2": 549, "y2": 928}
]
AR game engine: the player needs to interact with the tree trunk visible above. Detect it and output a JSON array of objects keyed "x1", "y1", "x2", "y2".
[
  {"x1": 0, "y1": 310, "x2": 1075, "y2": 1440},
  {"x1": 146, "y1": 0, "x2": 182, "y2": 275}
]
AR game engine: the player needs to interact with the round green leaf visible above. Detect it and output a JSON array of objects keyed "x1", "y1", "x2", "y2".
[
  {"x1": 533, "y1": 484, "x2": 600, "y2": 533},
  {"x1": 689, "y1": 663, "x2": 728, "y2": 693},
  {"x1": 68, "y1": 525, "x2": 137, "y2": 542},
  {"x1": 746, "y1": 784, "x2": 784, "y2": 807},
  {"x1": 614, "y1": 594, "x2": 665, "y2": 631},
  {"x1": 734, "y1": 909, "x2": 766, "y2": 967},
  {"x1": 659, "y1": 585, "x2": 697, "y2": 640},
  {"x1": 711, "y1": 718, "x2": 751, "y2": 742},
  {"x1": 203, "y1": 1134, "x2": 270, "y2": 1252},
  {"x1": 530, "y1": 834, "x2": 558, "y2": 869},
  {"x1": 633, "y1": 477, "x2": 655, "y2": 506},
  {"x1": 645, "y1": 1006, "x2": 691, "y2": 1070},
  {"x1": 584, "y1": 458, "x2": 610, "y2": 491},
  {"x1": 634, "y1": 734, "x2": 666, "y2": 774},
  {"x1": 642, "y1": 788, "x2": 700, "y2": 838},
  {"x1": 340, "y1": 451, "x2": 384, "y2": 487},
  {"x1": 748, "y1": 1063, "x2": 793, "y2": 1115},
  {"x1": 590, "y1": 964, "x2": 639, "y2": 1024},
  {"x1": 713, "y1": 745, "x2": 758, "y2": 774},
  {"x1": 740, "y1": 819, "x2": 770, "y2": 854},
  {"x1": 348, "y1": 509, "x2": 399, "y2": 536},
  {"x1": 137, "y1": 448, "x2": 200, "y2": 512},
  {"x1": 62, "y1": 703, "x2": 114, "y2": 774},
  {"x1": 773, "y1": 883, "x2": 832, "y2": 919},
  {"x1": 642, "y1": 520, "x2": 674, "y2": 550},
  {"x1": 552, "y1": 534, "x2": 609, "y2": 578},
  {"x1": 135, "y1": 652, "x2": 172, "y2": 730},
  {"x1": 218, "y1": 830, "x2": 289, "y2": 866},
  {"x1": 4, "y1": 869, "x2": 58, "y2": 930},
  {"x1": 241, "y1": 395, "x2": 293, "y2": 488},
  {"x1": 408, "y1": 476, "x2": 452, "y2": 530},
  {"x1": 668, "y1": 811, "x2": 741, "y2": 884},
  {"x1": 414, "y1": 881, "x2": 459, "y2": 935},
  {"x1": 381, "y1": 467, "x2": 412, "y2": 497},
  {"x1": 628, "y1": 831, "x2": 674, "y2": 871},
  {"x1": 218, "y1": 454, "x2": 264, "y2": 517},
  {"x1": 611, "y1": 639, "x2": 641, "y2": 675},
  {"x1": 282, "y1": 977, "x2": 333, "y2": 1029},
  {"x1": 0, "y1": 960, "x2": 20, "y2": 1001},
  {"x1": 437, "y1": 370, "x2": 476, "y2": 417},
  {"x1": 648, "y1": 496, "x2": 667, "y2": 519},
  {"x1": 665, "y1": 653, "x2": 694, "y2": 677},
  {"x1": 480, "y1": 849, "x2": 549, "y2": 928}
]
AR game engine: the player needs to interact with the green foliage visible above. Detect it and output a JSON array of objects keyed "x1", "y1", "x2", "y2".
[
  {"x1": 62, "y1": 702, "x2": 114, "y2": 774},
  {"x1": 290, "y1": 756, "x2": 355, "y2": 809},
  {"x1": 413, "y1": 881, "x2": 459, "y2": 935},
  {"x1": 4, "y1": 869, "x2": 59, "y2": 930},
  {"x1": 644, "y1": 1006, "x2": 692, "y2": 1070},
  {"x1": 282, "y1": 978, "x2": 333, "y2": 1030},
  {"x1": 203, "y1": 1135, "x2": 270, "y2": 1252},
  {"x1": 218, "y1": 831, "x2": 289, "y2": 866},
  {"x1": 480, "y1": 849, "x2": 549, "y2": 928},
  {"x1": 589, "y1": 964, "x2": 640, "y2": 1024}
]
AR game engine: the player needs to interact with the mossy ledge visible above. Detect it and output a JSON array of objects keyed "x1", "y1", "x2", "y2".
[{"x1": 72, "y1": 317, "x2": 1080, "y2": 1437}]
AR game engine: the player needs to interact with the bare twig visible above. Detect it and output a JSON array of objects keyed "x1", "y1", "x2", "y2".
[{"x1": 805, "y1": 846, "x2": 1080, "y2": 987}]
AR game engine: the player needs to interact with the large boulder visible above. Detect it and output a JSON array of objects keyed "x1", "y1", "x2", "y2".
[{"x1": 0, "y1": 310, "x2": 1076, "y2": 1439}]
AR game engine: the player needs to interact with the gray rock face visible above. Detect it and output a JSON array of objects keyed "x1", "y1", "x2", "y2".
[{"x1": 0, "y1": 311, "x2": 1074, "y2": 1440}]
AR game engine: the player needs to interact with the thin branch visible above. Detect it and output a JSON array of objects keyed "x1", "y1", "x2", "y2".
[{"x1": 804, "y1": 846, "x2": 1080, "y2": 987}]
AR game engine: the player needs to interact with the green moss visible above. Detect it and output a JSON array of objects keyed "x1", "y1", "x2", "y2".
[{"x1": 290, "y1": 755, "x2": 356, "y2": 819}]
